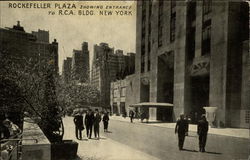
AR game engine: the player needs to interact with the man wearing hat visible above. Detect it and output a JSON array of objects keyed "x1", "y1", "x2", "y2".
[
  {"x1": 197, "y1": 114, "x2": 209, "y2": 152},
  {"x1": 175, "y1": 114, "x2": 188, "y2": 150},
  {"x1": 73, "y1": 112, "x2": 84, "y2": 140}
]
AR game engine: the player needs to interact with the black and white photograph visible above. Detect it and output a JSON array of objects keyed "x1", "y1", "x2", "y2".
[{"x1": 0, "y1": 0, "x2": 249, "y2": 160}]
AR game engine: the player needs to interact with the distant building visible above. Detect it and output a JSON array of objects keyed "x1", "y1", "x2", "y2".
[
  {"x1": 110, "y1": 79, "x2": 127, "y2": 115},
  {"x1": 32, "y1": 29, "x2": 49, "y2": 43},
  {"x1": 133, "y1": 0, "x2": 249, "y2": 128},
  {"x1": 71, "y1": 42, "x2": 89, "y2": 83},
  {"x1": 91, "y1": 43, "x2": 135, "y2": 109},
  {"x1": 62, "y1": 57, "x2": 72, "y2": 84},
  {"x1": 110, "y1": 74, "x2": 142, "y2": 117},
  {"x1": 0, "y1": 21, "x2": 58, "y2": 74}
]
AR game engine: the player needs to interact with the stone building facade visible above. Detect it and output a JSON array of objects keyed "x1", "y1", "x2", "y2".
[{"x1": 135, "y1": 0, "x2": 249, "y2": 128}]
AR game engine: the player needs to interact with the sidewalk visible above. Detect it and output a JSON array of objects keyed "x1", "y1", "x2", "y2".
[
  {"x1": 63, "y1": 117, "x2": 160, "y2": 160},
  {"x1": 110, "y1": 116, "x2": 249, "y2": 139}
]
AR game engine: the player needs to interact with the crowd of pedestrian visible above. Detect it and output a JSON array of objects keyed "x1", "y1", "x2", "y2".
[
  {"x1": 175, "y1": 114, "x2": 209, "y2": 152},
  {"x1": 73, "y1": 109, "x2": 110, "y2": 140},
  {"x1": 73, "y1": 108, "x2": 209, "y2": 152}
]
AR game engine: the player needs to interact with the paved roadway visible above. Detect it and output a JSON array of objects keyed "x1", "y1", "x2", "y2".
[{"x1": 103, "y1": 119, "x2": 249, "y2": 160}]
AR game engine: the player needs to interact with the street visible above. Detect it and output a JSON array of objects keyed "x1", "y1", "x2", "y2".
[{"x1": 63, "y1": 116, "x2": 249, "y2": 160}]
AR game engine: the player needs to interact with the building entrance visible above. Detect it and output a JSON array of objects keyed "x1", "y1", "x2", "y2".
[
  {"x1": 120, "y1": 102, "x2": 126, "y2": 115},
  {"x1": 112, "y1": 102, "x2": 118, "y2": 115},
  {"x1": 157, "y1": 53, "x2": 174, "y2": 103},
  {"x1": 157, "y1": 107, "x2": 173, "y2": 122},
  {"x1": 190, "y1": 76, "x2": 209, "y2": 123}
]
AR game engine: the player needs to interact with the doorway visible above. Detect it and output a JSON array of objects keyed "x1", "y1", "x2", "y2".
[{"x1": 190, "y1": 76, "x2": 209, "y2": 123}]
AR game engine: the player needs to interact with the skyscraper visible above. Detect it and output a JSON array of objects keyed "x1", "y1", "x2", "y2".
[
  {"x1": 134, "y1": 0, "x2": 249, "y2": 128},
  {"x1": 71, "y1": 42, "x2": 89, "y2": 83}
]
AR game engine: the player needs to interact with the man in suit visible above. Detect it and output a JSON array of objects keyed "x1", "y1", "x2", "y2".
[
  {"x1": 93, "y1": 109, "x2": 102, "y2": 139},
  {"x1": 197, "y1": 114, "x2": 209, "y2": 152},
  {"x1": 73, "y1": 113, "x2": 84, "y2": 140},
  {"x1": 85, "y1": 109, "x2": 94, "y2": 139},
  {"x1": 175, "y1": 114, "x2": 188, "y2": 150}
]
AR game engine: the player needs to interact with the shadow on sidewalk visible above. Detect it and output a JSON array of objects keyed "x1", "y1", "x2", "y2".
[
  {"x1": 205, "y1": 151, "x2": 222, "y2": 155},
  {"x1": 182, "y1": 149, "x2": 198, "y2": 152},
  {"x1": 140, "y1": 121, "x2": 166, "y2": 124},
  {"x1": 90, "y1": 137, "x2": 107, "y2": 140}
]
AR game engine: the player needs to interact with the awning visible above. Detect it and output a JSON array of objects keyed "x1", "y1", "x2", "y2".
[{"x1": 130, "y1": 102, "x2": 173, "y2": 107}]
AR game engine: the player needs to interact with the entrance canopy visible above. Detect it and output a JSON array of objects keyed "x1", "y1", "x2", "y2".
[{"x1": 130, "y1": 102, "x2": 174, "y2": 107}]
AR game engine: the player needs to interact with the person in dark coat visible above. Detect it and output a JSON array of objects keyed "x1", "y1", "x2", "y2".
[
  {"x1": 93, "y1": 109, "x2": 102, "y2": 139},
  {"x1": 175, "y1": 114, "x2": 188, "y2": 150},
  {"x1": 129, "y1": 110, "x2": 134, "y2": 123},
  {"x1": 197, "y1": 114, "x2": 209, "y2": 152},
  {"x1": 103, "y1": 112, "x2": 109, "y2": 132},
  {"x1": 85, "y1": 109, "x2": 95, "y2": 139},
  {"x1": 73, "y1": 113, "x2": 84, "y2": 140}
]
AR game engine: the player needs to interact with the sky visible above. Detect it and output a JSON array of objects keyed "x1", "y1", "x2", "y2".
[{"x1": 0, "y1": 1, "x2": 137, "y2": 74}]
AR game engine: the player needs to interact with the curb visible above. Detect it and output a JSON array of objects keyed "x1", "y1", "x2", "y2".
[{"x1": 110, "y1": 117, "x2": 249, "y2": 139}]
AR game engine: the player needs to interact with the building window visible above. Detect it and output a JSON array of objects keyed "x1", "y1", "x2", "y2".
[
  {"x1": 170, "y1": 16, "x2": 176, "y2": 42},
  {"x1": 148, "y1": 59, "x2": 151, "y2": 71},
  {"x1": 245, "y1": 110, "x2": 250, "y2": 124},
  {"x1": 170, "y1": 0, "x2": 176, "y2": 43},
  {"x1": 202, "y1": 0, "x2": 212, "y2": 56},
  {"x1": 158, "y1": 0, "x2": 163, "y2": 47},
  {"x1": 148, "y1": 41, "x2": 151, "y2": 71},
  {"x1": 203, "y1": 0, "x2": 212, "y2": 15},
  {"x1": 188, "y1": 1, "x2": 196, "y2": 24},
  {"x1": 141, "y1": 55, "x2": 145, "y2": 73},
  {"x1": 187, "y1": 1, "x2": 196, "y2": 61},
  {"x1": 170, "y1": 0, "x2": 176, "y2": 15},
  {"x1": 188, "y1": 27, "x2": 196, "y2": 61},
  {"x1": 113, "y1": 89, "x2": 118, "y2": 98},
  {"x1": 121, "y1": 87, "x2": 126, "y2": 97}
]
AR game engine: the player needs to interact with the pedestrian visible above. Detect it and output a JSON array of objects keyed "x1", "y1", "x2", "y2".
[
  {"x1": 73, "y1": 112, "x2": 84, "y2": 140},
  {"x1": 2, "y1": 119, "x2": 21, "y2": 138},
  {"x1": 93, "y1": 109, "x2": 102, "y2": 139},
  {"x1": 175, "y1": 114, "x2": 188, "y2": 150},
  {"x1": 197, "y1": 114, "x2": 209, "y2": 152},
  {"x1": 129, "y1": 110, "x2": 134, "y2": 123},
  {"x1": 184, "y1": 115, "x2": 190, "y2": 136},
  {"x1": 85, "y1": 109, "x2": 94, "y2": 139},
  {"x1": 103, "y1": 112, "x2": 109, "y2": 132}
]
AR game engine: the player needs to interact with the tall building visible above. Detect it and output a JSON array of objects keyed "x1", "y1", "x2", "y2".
[
  {"x1": 62, "y1": 57, "x2": 72, "y2": 84},
  {"x1": 71, "y1": 42, "x2": 89, "y2": 83},
  {"x1": 134, "y1": 0, "x2": 249, "y2": 128},
  {"x1": 0, "y1": 21, "x2": 59, "y2": 73},
  {"x1": 91, "y1": 43, "x2": 135, "y2": 109}
]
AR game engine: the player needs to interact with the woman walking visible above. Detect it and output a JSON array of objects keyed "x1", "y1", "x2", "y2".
[{"x1": 103, "y1": 112, "x2": 109, "y2": 132}]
